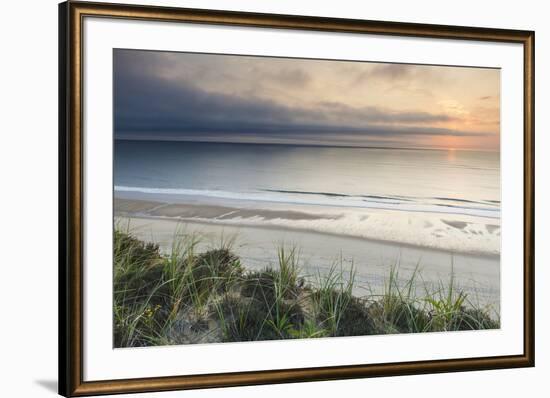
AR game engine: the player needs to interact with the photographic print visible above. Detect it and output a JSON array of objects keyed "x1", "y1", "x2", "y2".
[
  {"x1": 60, "y1": 2, "x2": 534, "y2": 394},
  {"x1": 113, "y1": 49, "x2": 501, "y2": 347}
]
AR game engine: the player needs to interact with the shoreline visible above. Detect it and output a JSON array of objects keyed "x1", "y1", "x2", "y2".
[
  {"x1": 120, "y1": 212, "x2": 500, "y2": 260},
  {"x1": 115, "y1": 195, "x2": 501, "y2": 257}
]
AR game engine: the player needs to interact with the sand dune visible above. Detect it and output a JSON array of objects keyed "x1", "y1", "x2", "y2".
[{"x1": 115, "y1": 214, "x2": 500, "y2": 311}]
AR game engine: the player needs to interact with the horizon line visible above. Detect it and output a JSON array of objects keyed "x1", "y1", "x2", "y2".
[{"x1": 114, "y1": 137, "x2": 499, "y2": 153}]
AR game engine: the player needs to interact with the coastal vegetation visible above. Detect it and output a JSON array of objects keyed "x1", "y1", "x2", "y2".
[{"x1": 114, "y1": 227, "x2": 499, "y2": 348}]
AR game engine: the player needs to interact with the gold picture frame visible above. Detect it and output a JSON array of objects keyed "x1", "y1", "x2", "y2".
[{"x1": 59, "y1": 1, "x2": 534, "y2": 396}]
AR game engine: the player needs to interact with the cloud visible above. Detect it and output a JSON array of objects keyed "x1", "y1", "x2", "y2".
[
  {"x1": 263, "y1": 67, "x2": 311, "y2": 87},
  {"x1": 114, "y1": 50, "x2": 483, "y2": 146},
  {"x1": 316, "y1": 101, "x2": 455, "y2": 124},
  {"x1": 370, "y1": 64, "x2": 413, "y2": 80},
  {"x1": 353, "y1": 63, "x2": 417, "y2": 85}
]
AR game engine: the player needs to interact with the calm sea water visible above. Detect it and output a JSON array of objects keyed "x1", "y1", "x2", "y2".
[{"x1": 114, "y1": 140, "x2": 500, "y2": 219}]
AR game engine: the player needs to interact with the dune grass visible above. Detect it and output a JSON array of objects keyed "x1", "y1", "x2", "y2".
[{"x1": 113, "y1": 228, "x2": 499, "y2": 348}]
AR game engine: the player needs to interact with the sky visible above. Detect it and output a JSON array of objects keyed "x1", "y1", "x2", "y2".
[{"x1": 114, "y1": 49, "x2": 500, "y2": 151}]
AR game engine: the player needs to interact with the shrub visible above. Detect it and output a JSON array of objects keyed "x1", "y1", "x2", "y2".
[
  {"x1": 311, "y1": 262, "x2": 357, "y2": 336},
  {"x1": 240, "y1": 268, "x2": 300, "y2": 302},
  {"x1": 448, "y1": 307, "x2": 500, "y2": 330},
  {"x1": 195, "y1": 248, "x2": 243, "y2": 289},
  {"x1": 217, "y1": 295, "x2": 304, "y2": 342},
  {"x1": 331, "y1": 295, "x2": 375, "y2": 336},
  {"x1": 368, "y1": 296, "x2": 430, "y2": 334},
  {"x1": 217, "y1": 296, "x2": 275, "y2": 342},
  {"x1": 114, "y1": 230, "x2": 164, "y2": 299}
]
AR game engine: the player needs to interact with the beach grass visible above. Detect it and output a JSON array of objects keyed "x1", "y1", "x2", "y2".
[{"x1": 113, "y1": 228, "x2": 499, "y2": 348}]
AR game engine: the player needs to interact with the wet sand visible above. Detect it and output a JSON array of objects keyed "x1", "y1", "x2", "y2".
[{"x1": 115, "y1": 198, "x2": 341, "y2": 221}]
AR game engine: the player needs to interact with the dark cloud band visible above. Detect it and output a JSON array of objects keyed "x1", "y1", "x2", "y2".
[{"x1": 114, "y1": 50, "x2": 487, "y2": 145}]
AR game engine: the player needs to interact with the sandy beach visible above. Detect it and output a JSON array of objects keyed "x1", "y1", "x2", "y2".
[
  {"x1": 116, "y1": 202, "x2": 500, "y2": 311},
  {"x1": 115, "y1": 190, "x2": 501, "y2": 255}
]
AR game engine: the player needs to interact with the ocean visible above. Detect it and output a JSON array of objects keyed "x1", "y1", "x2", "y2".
[{"x1": 114, "y1": 140, "x2": 501, "y2": 255}]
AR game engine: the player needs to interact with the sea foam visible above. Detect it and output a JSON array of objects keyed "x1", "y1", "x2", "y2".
[{"x1": 115, "y1": 185, "x2": 500, "y2": 219}]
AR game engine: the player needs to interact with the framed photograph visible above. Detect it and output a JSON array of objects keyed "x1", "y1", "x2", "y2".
[{"x1": 59, "y1": 1, "x2": 534, "y2": 396}]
